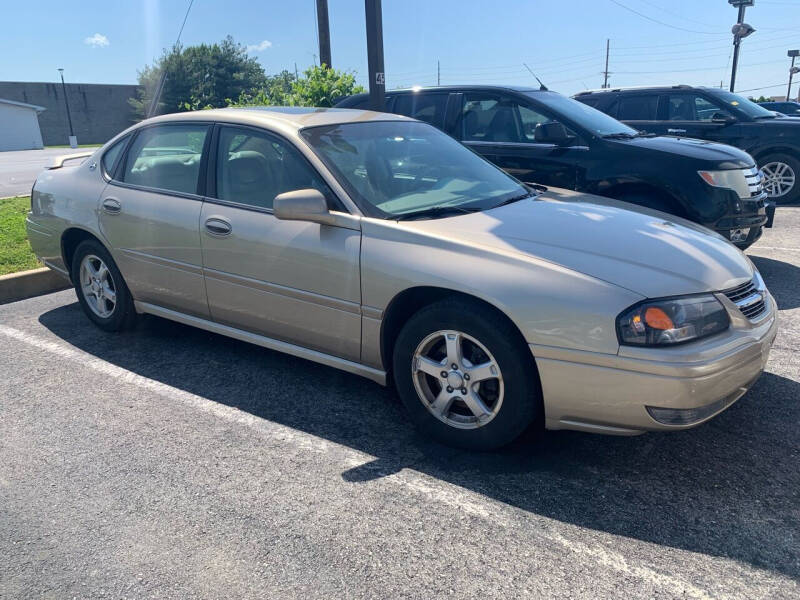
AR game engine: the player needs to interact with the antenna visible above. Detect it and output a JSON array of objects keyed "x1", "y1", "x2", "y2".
[{"x1": 523, "y1": 63, "x2": 548, "y2": 91}]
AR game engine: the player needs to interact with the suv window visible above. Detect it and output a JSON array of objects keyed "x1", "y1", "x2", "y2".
[
  {"x1": 667, "y1": 94, "x2": 727, "y2": 121},
  {"x1": 461, "y1": 94, "x2": 573, "y2": 144},
  {"x1": 122, "y1": 124, "x2": 209, "y2": 195},
  {"x1": 393, "y1": 93, "x2": 447, "y2": 126},
  {"x1": 616, "y1": 96, "x2": 657, "y2": 120},
  {"x1": 215, "y1": 126, "x2": 333, "y2": 210}
]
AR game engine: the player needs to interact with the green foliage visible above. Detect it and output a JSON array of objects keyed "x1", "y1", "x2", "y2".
[
  {"x1": 229, "y1": 65, "x2": 365, "y2": 108},
  {"x1": 0, "y1": 196, "x2": 40, "y2": 275},
  {"x1": 130, "y1": 36, "x2": 267, "y2": 119},
  {"x1": 749, "y1": 95, "x2": 773, "y2": 103}
]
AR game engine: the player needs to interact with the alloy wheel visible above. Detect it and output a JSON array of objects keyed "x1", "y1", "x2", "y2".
[
  {"x1": 79, "y1": 254, "x2": 117, "y2": 318},
  {"x1": 761, "y1": 161, "x2": 796, "y2": 198},
  {"x1": 411, "y1": 330, "x2": 504, "y2": 430}
]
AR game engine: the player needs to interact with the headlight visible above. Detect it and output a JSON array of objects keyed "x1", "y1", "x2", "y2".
[
  {"x1": 698, "y1": 169, "x2": 749, "y2": 199},
  {"x1": 617, "y1": 294, "x2": 730, "y2": 346}
]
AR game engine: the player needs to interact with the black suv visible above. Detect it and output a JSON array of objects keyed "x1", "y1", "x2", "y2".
[
  {"x1": 337, "y1": 85, "x2": 772, "y2": 249},
  {"x1": 575, "y1": 85, "x2": 800, "y2": 204},
  {"x1": 758, "y1": 100, "x2": 800, "y2": 117}
]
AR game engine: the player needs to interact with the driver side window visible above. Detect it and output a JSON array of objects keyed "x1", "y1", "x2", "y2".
[
  {"x1": 667, "y1": 94, "x2": 727, "y2": 122},
  {"x1": 461, "y1": 94, "x2": 574, "y2": 144}
]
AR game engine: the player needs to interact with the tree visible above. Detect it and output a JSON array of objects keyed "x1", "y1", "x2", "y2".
[
  {"x1": 229, "y1": 65, "x2": 365, "y2": 108},
  {"x1": 130, "y1": 36, "x2": 267, "y2": 119},
  {"x1": 748, "y1": 95, "x2": 772, "y2": 103}
]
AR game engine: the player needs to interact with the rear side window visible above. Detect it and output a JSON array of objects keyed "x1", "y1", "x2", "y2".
[
  {"x1": 616, "y1": 96, "x2": 658, "y2": 120},
  {"x1": 342, "y1": 96, "x2": 371, "y2": 110},
  {"x1": 121, "y1": 124, "x2": 209, "y2": 195},
  {"x1": 101, "y1": 136, "x2": 128, "y2": 177},
  {"x1": 393, "y1": 94, "x2": 447, "y2": 126},
  {"x1": 576, "y1": 96, "x2": 601, "y2": 108},
  {"x1": 215, "y1": 126, "x2": 333, "y2": 210}
]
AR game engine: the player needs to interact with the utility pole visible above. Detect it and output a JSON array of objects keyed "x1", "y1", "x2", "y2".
[
  {"x1": 729, "y1": 0, "x2": 756, "y2": 92},
  {"x1": 437, "y1": 60, "x2": 440, "y2": 86},
  {"x1": 57, "y1": 68, "x2": 76, "y2": 148},
  {"x1": 295, "y1": 62, "x2": 299, "y2": 79},
  {"x1": 787, "y1": 50, "x2": 799, "y2": 100},
  {"x1": 365, "y1": 0, "x2": 385, "y2": 111},
  {"x1": 602, "y1": 39, "x2": 610, "y2": 89},
  {"x1": 316, "y1": 0, "x2": 332, "y2": 68}
]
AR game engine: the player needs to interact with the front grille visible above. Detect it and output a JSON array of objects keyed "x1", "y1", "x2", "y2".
[
  {"x1": 743, "y1": 166, "x2": 764, "y2": 198},
  {"x1": 722, "y1": 278, "x2": 768, "y2": 320}
]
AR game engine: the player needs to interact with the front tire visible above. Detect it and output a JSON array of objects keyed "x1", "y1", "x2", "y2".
[
  {"x1": 71, "y1": 239, "x2": 136, "y2": 332},
  {"x1": 759, "y1": 152, "x2": 800, "y2": 204},
  {"x1": 393, "y1": 298, "x2": 540, "y2": 450}
]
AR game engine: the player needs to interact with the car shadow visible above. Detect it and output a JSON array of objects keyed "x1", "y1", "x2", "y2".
[
  {"x1": 749, "y1": 255, "x2": 800, "y2": 310},
  {"x1": 39, "y1": 303, "x2": 800, "y2": 580}
]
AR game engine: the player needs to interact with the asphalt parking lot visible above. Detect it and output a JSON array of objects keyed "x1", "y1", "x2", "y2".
[
  {"x1": 0, "y1": 147, "x2": 99, "y2": 198},
  {"x1": 1, "y1": 209, "x2": 798, "y2": 599}
]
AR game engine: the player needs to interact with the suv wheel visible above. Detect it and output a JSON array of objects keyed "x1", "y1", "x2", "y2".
[
  {"x1": 71, "y1": 239, "x2": 137, "y2": 332},
  {"x1": 392, "y1": 298, "x2": 540, "y2": 450},
  {"x1": 759, "y1": 153, "x2": 800, "y2": 204}
]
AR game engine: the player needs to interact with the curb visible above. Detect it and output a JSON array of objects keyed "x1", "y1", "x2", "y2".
[{"x1": 0, "y1": 267, "x2": 72, "y2": 304}]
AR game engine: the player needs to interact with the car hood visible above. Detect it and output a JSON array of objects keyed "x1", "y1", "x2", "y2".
[
  {"x1": 608, "y1": 135, "x2": 753, "y2": 169},
  {"x1": 403, "y1": 189, "x2": 754, "y2": 298}
]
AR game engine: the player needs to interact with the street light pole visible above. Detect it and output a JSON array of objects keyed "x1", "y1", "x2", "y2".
[
  {"x1": 729, "y1": 0, "x2": 755, "y2": 93},
  {"x1": 788, "y1": 50, "x2": 799, "y2": 101},
  {"x1": 57, "y1": 68, "x2": 77, "y2": 148}
]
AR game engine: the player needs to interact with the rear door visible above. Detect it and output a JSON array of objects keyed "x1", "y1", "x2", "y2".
[
  {"x1": 99, "y1": 122, "x2": 210, "y2": 318},
  {"x1": 456, "y1": 91, "x2": 581, "y2": 189},
  {"x1": 199, "y1": 124, "x2": 362, "y2": 361}
]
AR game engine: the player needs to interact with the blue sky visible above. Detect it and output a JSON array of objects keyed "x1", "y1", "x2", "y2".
[{"x1": 4, "y1": 0, "x2": 800, "y2": 97}]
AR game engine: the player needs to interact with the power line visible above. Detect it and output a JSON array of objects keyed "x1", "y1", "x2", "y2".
[
  {"x1": 607, "y1": 0, "x2": 728, "y2": 35},
  {"x1": 634, "y1": 0, "x2": 719, "y2": 29}
]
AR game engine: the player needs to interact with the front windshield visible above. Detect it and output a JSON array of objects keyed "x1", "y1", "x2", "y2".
[
  {"x1": 709, "y1": 90, "x2": 777, "y2": 119},
  {"x1": 529, "y1": 92, "x2": 638, "y2": 137},
  {"x1": 301, "y1": 121, "x2": 527, "y2": 218}
]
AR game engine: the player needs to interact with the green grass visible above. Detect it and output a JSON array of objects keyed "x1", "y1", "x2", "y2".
[{"x1": 0, "y1": 196, "x2": 40, "y2": 275}]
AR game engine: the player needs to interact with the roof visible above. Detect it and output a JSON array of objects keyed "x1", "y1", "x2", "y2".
[
  {"x1": 0, "y1": 98, "x2": 46, "y2": 112},
  {"x1": 575, "y1": 84, "x2": 716, "y2": 96},
  {"x1": 144, "y1": 106, "x2": 412, "y2": 129},
  {"x1": 346, "y1": 84, "x2": 543, "y2": 97}
]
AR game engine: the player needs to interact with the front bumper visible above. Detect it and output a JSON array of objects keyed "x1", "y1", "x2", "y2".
[{"x1": 533, "y1": 291, "x2": 778, "y2": 435}]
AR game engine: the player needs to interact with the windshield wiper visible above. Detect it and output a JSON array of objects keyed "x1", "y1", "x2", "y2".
[
  {"x1": 492, "y1": 191, "x2": 535, "y2": 210},
  {"x1": 601, "y1": 132, "x2": 636, "y2": 139},
  {"x1": 394, "y1": 205, "x2": 483, "y2": 221}
]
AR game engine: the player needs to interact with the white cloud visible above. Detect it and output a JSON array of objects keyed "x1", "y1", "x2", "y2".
[
  {"x1": 84, "y1": 33, "x2": 110, "y2": 48},
  {"x1": 247, "y1": 40, "x2": 272, "y2": 53}
]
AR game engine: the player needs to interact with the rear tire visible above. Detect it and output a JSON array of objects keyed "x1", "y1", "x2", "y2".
[
  {"x1": 71, "y1": 239, "x2": 136, "y2": 332},
  {"x1": 758, "y1": 152, "x2": 800, "y2": 204},
  {"x1": 392, "y1": 297, "x2": 541, "y2": 450}
]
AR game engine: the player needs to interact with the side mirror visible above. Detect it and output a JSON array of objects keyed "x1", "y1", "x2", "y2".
[
  {"x1": 534, "y1": 121, "x2": 570, "y2": 145},
  {"x1": 711, "y1": 112, "x2": 737, "y2": 125},
  {"x1": 274, "y1": 188, "x2": 335, "y2": 225}
]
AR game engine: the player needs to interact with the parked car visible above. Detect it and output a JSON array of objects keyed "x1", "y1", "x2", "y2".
[
  {"x1": 575, "y1": 85, "x2": 800, "y2": 204},
  {"x1": 27, "y1": 108, "x2": 777, "y2": 449},
  {"x1": 336, "y1": 85, "x2": 773, "y2": 249},
  {"x1": 757, "y1": 100, "x2": 800, "y2": 117}
]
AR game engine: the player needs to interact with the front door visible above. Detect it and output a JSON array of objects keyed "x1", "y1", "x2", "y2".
[
  {"x1": 99, "y1": 122, "x2": 211, "y2": 318},
  {"x1": 457, "y1": 92, "x2": 580, "y2": 189},
  {"x1": 656, "y1": 92, "x2": 741, "y2": 145},
  {"x1": 199, "y1": 125, "x2": 362, "y2": 361}
]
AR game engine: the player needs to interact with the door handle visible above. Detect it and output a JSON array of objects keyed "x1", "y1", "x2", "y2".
[
  {"x1": 205, "y1": 217, "x2": 232, "y2": 236},
  {"x1": 667, "y1": 128, "x2": 687, "y2": 134},
  {"x1": 102, "y1": 198, "x2": 121, "y2": 214}
]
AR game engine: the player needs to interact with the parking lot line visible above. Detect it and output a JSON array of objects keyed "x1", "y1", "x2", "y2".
[{"x1": 0, "y1": 321, "x2": 721, "y2": 598}]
